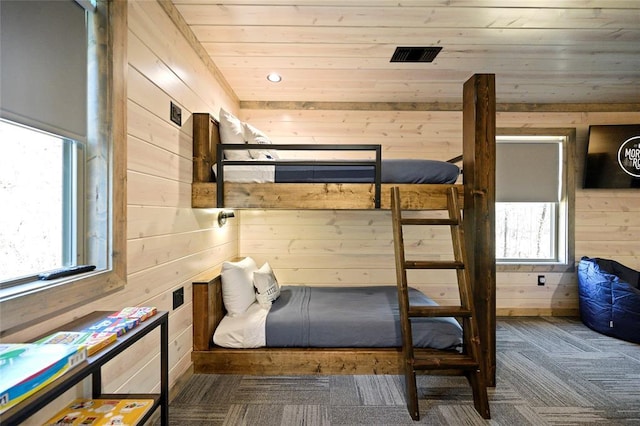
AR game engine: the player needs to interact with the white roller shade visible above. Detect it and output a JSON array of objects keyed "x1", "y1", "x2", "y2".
[
  {"x1": 1, "y1": 0, "x2": 87, "y2": 142},
  {"x1": 496, "y1": 141, "x2": 561, "y2": 202}
]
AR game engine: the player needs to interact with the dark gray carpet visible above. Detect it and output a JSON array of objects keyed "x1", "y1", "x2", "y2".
[{"x1": 161, "y1": 317, "x2": 640, "y2": 425}]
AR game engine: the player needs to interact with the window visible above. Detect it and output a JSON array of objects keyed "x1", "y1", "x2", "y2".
[
  {"x1": 495, "y1": 135, "x2": 568, "y2": 264},
  {"x1": 0, "y1": 1, "x2": 126, "y2": 333},
  {"x1": 0, "y1": 0, "x2": 88, "y2": 286},
  {"x1": 496, "y1": 202, "x2": 556, "y2": 261},
  {"x1": 0, "y1": 121, "x2": 83, "y2": 282}
]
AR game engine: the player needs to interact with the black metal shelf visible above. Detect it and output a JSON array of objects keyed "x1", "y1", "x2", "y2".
[{"x1": 0, "y1": 310, "x2": 169, "y2": 425}]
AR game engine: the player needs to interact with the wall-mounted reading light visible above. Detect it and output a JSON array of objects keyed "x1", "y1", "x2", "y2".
[{"x1": 217, "y1": 210, "x2": 235, "y2": 227}]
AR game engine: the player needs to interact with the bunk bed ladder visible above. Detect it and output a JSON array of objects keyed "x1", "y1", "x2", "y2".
[{"x1": 391, "y1": 186, "x2": 490, "y2": 421}]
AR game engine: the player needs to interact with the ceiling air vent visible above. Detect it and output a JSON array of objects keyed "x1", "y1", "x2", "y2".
[{"x1": 390, "y1": 46, "x2": 442, "y2": 63}]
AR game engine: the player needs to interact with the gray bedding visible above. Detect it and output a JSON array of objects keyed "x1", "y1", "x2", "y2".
[
  {"x1": 265, "y1": 285, "x2": 463, "y2": 349},
  {"x1": 274, "y1": 159, "x2": 460, "y2": 184},
  {"x1": 382, "y1": 159, "x2": 460, "y2": 184}
]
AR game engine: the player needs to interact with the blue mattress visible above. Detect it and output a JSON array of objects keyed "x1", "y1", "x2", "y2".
[
  {"x1": 274, "y1": 159, "x2": 460, "y2": 184},
  {"x1": 577, "y1": 256, "x2": 640, "y2": 344},
  {"x1": 265, "y1": 285, "x2": 463, "y2": 349}
]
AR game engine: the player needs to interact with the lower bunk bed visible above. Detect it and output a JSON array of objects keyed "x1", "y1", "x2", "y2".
[{"x1": 191, "y1": 261, "x2": 464, "y2": 376}]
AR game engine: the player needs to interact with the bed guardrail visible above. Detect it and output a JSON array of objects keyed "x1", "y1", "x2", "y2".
[{"x1": 216, "y1": 144, "x2": 383, "y2": 208}]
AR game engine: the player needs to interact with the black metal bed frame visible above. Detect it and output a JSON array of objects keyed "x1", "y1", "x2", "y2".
[{"x1": 216, "y1": 144, "x2": 383, "y2": 208}]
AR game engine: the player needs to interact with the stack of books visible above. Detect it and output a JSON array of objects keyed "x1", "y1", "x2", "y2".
[
  {"x1": 0, "y1": 344, "x2": 87, "y2": 414},
  {"x1": 36, "y1": 331, "x2": 118, "y2": 357},
  {"x1": 36, "y1": 306, "x2": 158, "y2": 358},
  {"x1": 108, "y1": 306, "x2": 157, "y2": 323},
  {"x1": 31, "y1": 307, "x2": 157, "y2": 356},
  {"x1": 43, "y1": 398, "x2": 154, "y2": 425},
  {"x1": 83, "y1": 317, "x2": 139, "y2": 337}
]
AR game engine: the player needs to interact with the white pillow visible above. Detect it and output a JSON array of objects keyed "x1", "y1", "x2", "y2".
[
  {"x1": 253, "y1": 262, "x2": 280, "y2": 308},
  {"x1": 219, "y1": 108, "x2": 251, "y2": 160},
  {"x1": 244, "y1": 122, "x2": 271, "y2": 144},
  {"x1": 221, "y1": 257, "x2": 258, "y2": 316},
  {"x1": 244, "y1": 122, "x2": 279, "y2": 160}
]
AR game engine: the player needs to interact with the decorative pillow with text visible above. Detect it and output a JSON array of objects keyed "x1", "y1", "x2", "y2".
[
  {"x1": 244, "y1": 122, "x2": 279, "y2": 160},
  {"x1": 253, "y1": 261, "x2": 280, "y2": 308}
]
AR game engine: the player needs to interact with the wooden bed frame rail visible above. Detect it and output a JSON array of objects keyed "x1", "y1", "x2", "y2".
[{"x1": 217, "y1": 143, "x2": 383, "y2": 208}]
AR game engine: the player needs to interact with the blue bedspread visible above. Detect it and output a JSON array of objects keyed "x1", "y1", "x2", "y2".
[{"x1": 265, "y1": 285, "x2": 463, "y2": 349}]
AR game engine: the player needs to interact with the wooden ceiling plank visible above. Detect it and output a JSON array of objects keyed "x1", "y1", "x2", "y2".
[
  {"x1": 176, "y1": 4, "x2": 640, "y2": 29},
  {"x1": 192, "y1": 25, "x2": 640, "y2": 45},
  {"x1": 172, "y1": 1, "x2": 640, "y2": 8}
]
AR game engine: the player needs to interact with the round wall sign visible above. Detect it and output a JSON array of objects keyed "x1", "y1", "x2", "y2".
[{"x1": 618, "y1": 136, "x2": 640, "y2": 178}]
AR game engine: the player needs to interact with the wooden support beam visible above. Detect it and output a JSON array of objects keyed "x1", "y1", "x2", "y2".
[
  {"x1": 462, "y1": 74, "x2": 496, "y2": 387},
  {"x1": 192, "y1": 113, "x2": 217, "y2": 184}
]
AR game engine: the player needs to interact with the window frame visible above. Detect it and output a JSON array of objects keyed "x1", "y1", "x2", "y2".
[
  {"x1": 62, "y1": 138, "x2": 84, "y2": 267},
  {"x1": 495, "y1": 128, "x2": 575, "y2": 273},
  {"x1": 0, "y1": 0, "x2": 127, "y2": 335}
]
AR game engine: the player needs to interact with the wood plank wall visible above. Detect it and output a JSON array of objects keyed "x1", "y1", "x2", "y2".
[
  {"x1": 4, "y1": 2, "x2": 239, "y2": 423},
  {"x1": 239, "y1": 108, "x2": 640, "y2": 316}
]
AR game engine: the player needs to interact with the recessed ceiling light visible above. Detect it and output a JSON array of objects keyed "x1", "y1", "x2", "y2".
[{"x1": 267, "y1": 73, "x2": 282, "y2": 83}]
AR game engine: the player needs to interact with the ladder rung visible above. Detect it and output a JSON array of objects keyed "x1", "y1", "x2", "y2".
[
  {"x1": 408, "y1": 306, "x2": 472, "y2": 318},
  {"x1": 400, "y1": 218, "x2": 459, "y2": 226},
  {"x1": 404, "y1": 260, "x2": 464, "y2": 270},
  {"x1": 412, "y1": 352, "x2": 479, "y2": 371}
]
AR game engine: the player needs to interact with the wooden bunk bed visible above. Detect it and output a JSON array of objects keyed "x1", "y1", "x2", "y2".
[{"x1": 191, "y1": 74, "x2": 497, "y2": 386}]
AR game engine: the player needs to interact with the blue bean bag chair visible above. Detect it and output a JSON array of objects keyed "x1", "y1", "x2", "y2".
[{"x1": 577, "y1": 256, "x2": 640, "y2": 344}]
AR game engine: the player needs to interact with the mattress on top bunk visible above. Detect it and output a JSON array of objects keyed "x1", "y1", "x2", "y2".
[
  {"x1": 213, "y1": 285, "x2": 463, "y2": 350},
  {"x1": 214, "y1": 159, "x2": 460, "y2": 184}
]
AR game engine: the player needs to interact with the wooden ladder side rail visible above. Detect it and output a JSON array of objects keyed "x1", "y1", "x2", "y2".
[
  {"x1": 446, "y1": 186, "x2": 491, "y2": 419},
  {"x1": 391, "y1": 186, "x2": 419, "y2": 420},
  {"x1": 390, "y1": 186, "x2": 490, "y2": 421}
]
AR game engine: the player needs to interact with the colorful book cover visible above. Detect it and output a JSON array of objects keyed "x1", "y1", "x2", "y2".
[
  {"x1": 37, "y1": 331, "x2": 118, "y2": 356},
  {"x1": 44, "y1": 398, "x2": 154, "y2": 425},
  {"x1": 0, "y1": 343, "x2": 27, "y2": 360},
  {"x1": 83, "y1": 317, "x2": 139, "y2": 337},
  {"x1": 108, "y1": 306, "x2": 157, "y2": 322},
  {"x1": 0, "y1": 344, "x2": 86, "y2": 413}
]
